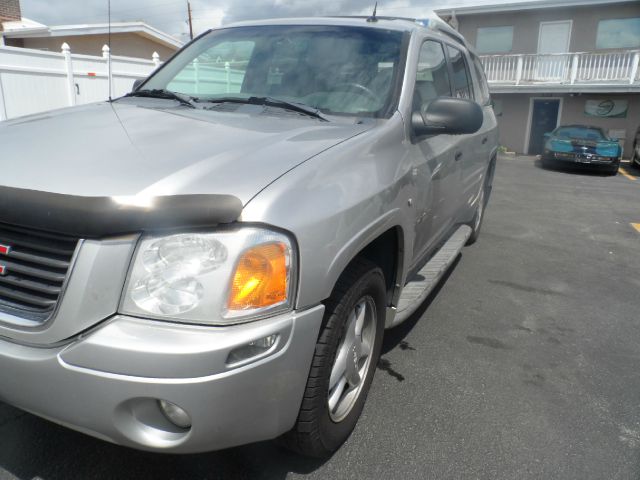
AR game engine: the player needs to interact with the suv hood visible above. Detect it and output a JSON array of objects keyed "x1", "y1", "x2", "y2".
[{"x1": 1, "y1": 100, "x2": 371, "y2": 205}]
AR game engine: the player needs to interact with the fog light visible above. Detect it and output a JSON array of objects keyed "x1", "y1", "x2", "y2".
[
  {"x1": 158, "y1": 400, "x2": 191, "y2": 429},
  {"x1": 227, "y1": 334, "x2": 278, "y2": 365}
]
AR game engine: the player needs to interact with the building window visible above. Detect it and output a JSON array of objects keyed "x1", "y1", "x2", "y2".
[
  {"x1": 476, "y1": 26, "x2": 514, "y2": 54},
  {"x1": 596, "y1": 18, "x2": 640, "y2": 49}
]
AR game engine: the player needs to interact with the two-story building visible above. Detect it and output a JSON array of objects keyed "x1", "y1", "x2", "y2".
[{"x1": 436, "y1": 0, "x2": 640, "y2": 157}]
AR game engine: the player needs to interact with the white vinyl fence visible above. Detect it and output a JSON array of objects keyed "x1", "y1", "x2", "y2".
[
  {"x1": 167, "y1": 61, "x2": 245, "y2": 95},
  {"x1": 0, "y1": 43, "x2": 162, "y2": 120}
]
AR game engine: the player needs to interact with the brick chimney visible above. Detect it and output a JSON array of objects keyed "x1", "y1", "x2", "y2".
[{"x1": 0, "y1": 0, "x2": 21, "y2": 24}]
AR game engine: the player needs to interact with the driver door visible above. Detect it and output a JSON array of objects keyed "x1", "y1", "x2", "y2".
[{"x1": 409, "y1": 39, "x2": 463, "y2": 264}]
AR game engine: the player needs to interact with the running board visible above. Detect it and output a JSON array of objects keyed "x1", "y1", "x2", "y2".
[{"x1": 387, "y1": 225, "x2": 472, "y2": 328}]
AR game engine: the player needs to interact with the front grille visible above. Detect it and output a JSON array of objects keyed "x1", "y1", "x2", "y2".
[
  {"x1": 0, "y1": 224, "x2": 79, "y2": 320},
  {"x1": 571, "y1": 142, "x2": 598, "y2": 155}
]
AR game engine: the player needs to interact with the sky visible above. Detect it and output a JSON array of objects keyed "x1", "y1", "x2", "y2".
[{"x1": 19, "y1": 0, "x2": 489, "y2": 42}]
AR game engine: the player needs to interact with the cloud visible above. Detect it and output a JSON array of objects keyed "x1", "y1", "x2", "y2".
[
  {"x1": 19, "y1": 0, "x2": 511, "y2": 41},
  {"x1": 191, "y1": 6, "x2": 225, "y2": 33}
]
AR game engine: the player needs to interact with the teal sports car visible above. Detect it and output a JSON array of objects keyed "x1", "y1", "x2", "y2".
[{"x1": 542, "y1": 125, "x2": 621, "y2": 175}]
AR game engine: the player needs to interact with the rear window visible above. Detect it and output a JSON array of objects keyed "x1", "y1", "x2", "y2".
[{"x1": 554, "y1": 127, "x2": 606, "y2": 141}]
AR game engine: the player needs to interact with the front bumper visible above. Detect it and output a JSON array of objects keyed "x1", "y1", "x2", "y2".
[
  {"x1": 543, "y1": 150, "x2": 618, "y2": 166},
  {"x1": 0, "y1": 306, "x2": 324, "y2": 453}
]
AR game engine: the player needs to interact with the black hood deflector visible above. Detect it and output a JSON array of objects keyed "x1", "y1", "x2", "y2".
[{"x1": 0, "y1": 186, "x2": 243, "y2": 238}]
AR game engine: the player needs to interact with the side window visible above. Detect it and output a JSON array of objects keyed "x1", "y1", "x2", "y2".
[
  {"x1": 446, "y1": 45, "x2": 473, "y2": 100},
  {"x1": 471, "y1": 53, "x2": 491, "y2": 105},
  {"x1": 413, "y1": 40, "x2": 451, "y2": 111}
]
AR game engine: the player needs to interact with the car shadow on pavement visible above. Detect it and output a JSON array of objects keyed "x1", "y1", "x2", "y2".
[
  {"x1": 534, "y1": 158, "x2": 614, "y2": 177},
  {"x1": 0, "y1": 404, "x2": 327, "y2": 480}
]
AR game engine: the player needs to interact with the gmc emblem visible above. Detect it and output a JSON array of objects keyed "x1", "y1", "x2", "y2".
[{"x1": 0, "y1": 244, "x2": 11, "y2": 275}]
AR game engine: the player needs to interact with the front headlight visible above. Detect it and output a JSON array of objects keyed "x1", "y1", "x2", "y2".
[
  {"x1": 120, "y1": 227, "x2": 296, "y2": 324},
  {"x1": 595, "y1": 143, "x2": 620, "y2": 157}
]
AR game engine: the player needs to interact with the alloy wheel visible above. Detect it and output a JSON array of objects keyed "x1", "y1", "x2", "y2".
[{"x1": 327, "y1": 296, "x2": 377, "y2": 423}]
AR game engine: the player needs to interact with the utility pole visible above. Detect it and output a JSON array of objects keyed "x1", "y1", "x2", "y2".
[{"x1": 187, "y1": 1, "x2": 194, "y2": 40}]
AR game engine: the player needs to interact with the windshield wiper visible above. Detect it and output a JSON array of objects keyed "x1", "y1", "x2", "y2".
[
  {"x1": 124, "y1": 89, "x2": 197, "y2": 108},
  {"x1": 200, "y1": 96, "x2": 328, "y2": 121}
]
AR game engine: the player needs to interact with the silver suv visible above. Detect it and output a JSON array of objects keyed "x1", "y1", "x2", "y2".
[{"x1": 0, "y1": 14, "x2": 497, "y2": 457}]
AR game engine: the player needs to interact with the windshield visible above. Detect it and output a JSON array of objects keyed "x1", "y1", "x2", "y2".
[
  {"x1": 554, "y1": 126, "x2": 606, "y2": 141},
  {"x1": 141, "y1": 25, "x2": 405, "y2": 117}
]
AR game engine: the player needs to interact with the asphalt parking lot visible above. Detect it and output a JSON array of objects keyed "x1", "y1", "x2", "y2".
[{"x1": 1, "y1": 154, "x2": 639, "y2": 480}]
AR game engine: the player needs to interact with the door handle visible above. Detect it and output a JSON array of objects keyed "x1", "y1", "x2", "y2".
[
  {"x1": 482, "y1": 137, "x2": 488, "y2": 145},
  {"x1": 455, "y1": 151, "x2": 463, "y2": 161}
]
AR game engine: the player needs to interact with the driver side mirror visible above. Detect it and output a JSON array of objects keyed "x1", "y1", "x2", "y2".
[
  {"x1": 132, "y1": 79, "x2": 144, "y2": 91},
  {"x1": 412, "y1": 97, "x2": 483, "y2": 136}
]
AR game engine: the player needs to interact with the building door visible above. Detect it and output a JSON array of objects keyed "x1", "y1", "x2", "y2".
[
  {"x1": 536, "y1": 21, "x2": 572, "y2": 81},
  {"x1": 528, "y1": 99, "x2": 560, "y2": 155}
]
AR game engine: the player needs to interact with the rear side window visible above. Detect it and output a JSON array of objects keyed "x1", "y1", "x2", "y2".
[
  {"x1": 446, "y1": 45, "x2": 473, "y2": 100},
  {"x1": 471, "y1": 54, "x2": 491, "y2": 105},
  {"x1": 413, "y1": 40, "x2": 451, "y2": 111}
]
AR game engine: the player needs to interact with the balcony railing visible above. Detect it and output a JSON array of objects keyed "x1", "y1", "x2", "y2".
[{"x1": 480, "y1": 50, "x2": 640, "y2": 86}]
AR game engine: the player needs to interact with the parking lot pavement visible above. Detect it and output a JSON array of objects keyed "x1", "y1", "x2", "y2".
[{"x1": 1, "y1": 154, "x2": 639, "y2": 480}]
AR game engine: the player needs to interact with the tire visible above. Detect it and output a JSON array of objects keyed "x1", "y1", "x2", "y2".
[
  {"x1": 607, "y1": 163, "x2": 620, "y2": 176},
  {"x1": 280, "y1": 258, "x2": 385, "y2": 457},
  {"x1": 541, "y1": 157, "x2": 553, "y2": 169}
]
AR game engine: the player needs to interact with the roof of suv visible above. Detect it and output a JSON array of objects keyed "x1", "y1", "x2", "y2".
[{"x1": 225, "y1": 14, "x2": 465, "y2": 44}]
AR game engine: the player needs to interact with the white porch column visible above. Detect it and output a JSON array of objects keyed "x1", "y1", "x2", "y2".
[
  {"x1": 515, "y1": 55, "x2": 524, "y2": 85},
  {"x1": 630, "y1": 52, "x2": 640, "y2": 85},
  {"x1": 570, "y1": 54, "x2": 579, "y2": 84},
  {"x1": 193, "y1": 57, "x2": 200, "y2": 94},
  {"x1": 102, "y1": 44, "x2": 112, "y2": 98},
  {"x1": 61, "y1": 43, "x2": 76, "y2": 106},
  {"x1": 152, "y1": 51, "x2": 160, "y2": 68}
]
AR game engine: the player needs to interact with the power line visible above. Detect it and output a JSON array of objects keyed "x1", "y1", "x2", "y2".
[{"x1": 188, "y1": 1, "x2": 194, "y2": 40}]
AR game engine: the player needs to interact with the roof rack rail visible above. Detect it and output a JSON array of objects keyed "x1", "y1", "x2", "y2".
[{"x1": 328, "y1": 13, "x2": 466, "y2": 44}]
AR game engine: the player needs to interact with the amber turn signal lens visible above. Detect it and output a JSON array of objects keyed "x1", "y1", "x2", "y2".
[{"x1": 228, "y1": 242, "x2": 289, "y2": 311}]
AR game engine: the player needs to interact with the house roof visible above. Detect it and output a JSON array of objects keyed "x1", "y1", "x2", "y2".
[
  {"x1": 435, "y1": 0, "x2": 638, "y2": 16},
  {"x1": 1, "y1": 19, "x2": 183, "y2": 50},
  {"x1": 0, "y1": 17, "x2": 48, "y2": 36}
]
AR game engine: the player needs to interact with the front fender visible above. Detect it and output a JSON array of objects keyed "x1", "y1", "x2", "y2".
[{"x1": 241, "y1": 114, "x2": 414, "y2": 309}]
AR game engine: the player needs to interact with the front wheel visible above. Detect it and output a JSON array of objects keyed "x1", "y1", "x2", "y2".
[{"x1": 280, "y1": 258, "x2": 385, "y2": 457}]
